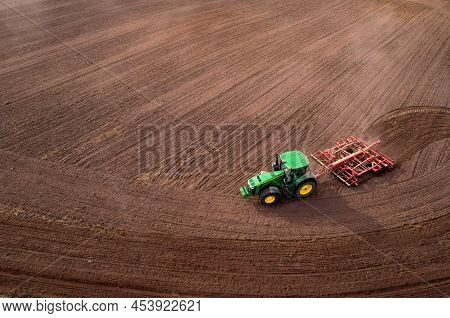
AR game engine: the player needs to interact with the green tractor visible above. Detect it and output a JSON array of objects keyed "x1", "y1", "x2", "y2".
[{"x1": 239, "y1": 150, "x2": 317, "y2": 206}]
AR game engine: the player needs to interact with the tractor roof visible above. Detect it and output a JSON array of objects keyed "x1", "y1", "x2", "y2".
[{"x1": 280, "y1": 150, "x2": 309, "y2": 170}]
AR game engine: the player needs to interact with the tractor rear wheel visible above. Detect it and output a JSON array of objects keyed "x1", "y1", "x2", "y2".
[
  {"x1": 259, "y1": 188, "x2": 281, "y2": 206},
  {"x1": 295, "y1": 180, "x2": 317, "y2": 199}
]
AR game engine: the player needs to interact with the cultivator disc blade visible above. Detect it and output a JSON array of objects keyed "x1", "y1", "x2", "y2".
[{"x1": 311, "y1": 136, "x2": 395, "y2": 186}]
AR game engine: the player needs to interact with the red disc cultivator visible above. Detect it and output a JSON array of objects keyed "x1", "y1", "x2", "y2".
[{"x1": 311, "y1": 136, "x2": 395, "y2": 186}]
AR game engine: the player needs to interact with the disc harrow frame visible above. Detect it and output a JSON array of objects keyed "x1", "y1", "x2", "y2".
[{"x1": 311, "y1": 136, "x2": 395, "y2": 186}]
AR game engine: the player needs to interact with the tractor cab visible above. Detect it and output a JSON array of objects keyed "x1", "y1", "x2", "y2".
[{"x1": 274, "y1": 150, "x2": 309, "y2": 181}]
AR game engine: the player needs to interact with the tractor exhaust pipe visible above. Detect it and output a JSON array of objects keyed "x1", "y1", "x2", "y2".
[{"x1": 273, "y1": 154, "x2": 280, "y2": 171}]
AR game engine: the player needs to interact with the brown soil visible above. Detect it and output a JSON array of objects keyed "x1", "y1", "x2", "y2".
[{"x1": 0, "y1": 0, "x2": 448, "y2": 297}]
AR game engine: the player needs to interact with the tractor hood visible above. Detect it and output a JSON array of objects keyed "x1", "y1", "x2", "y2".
[{"x1": 248, "y1": 170, "x2": 284, "y2": 188}]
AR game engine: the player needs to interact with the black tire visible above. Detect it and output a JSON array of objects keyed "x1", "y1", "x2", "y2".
[
  {"x1": 259, "y1": 187, "x2": 281, "y2": 206},
  {"x1": 294, "y1": 179, "x2": 317, "y2": 199}
]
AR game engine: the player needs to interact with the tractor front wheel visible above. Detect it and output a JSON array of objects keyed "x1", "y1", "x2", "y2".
[
  {"x1": 259, "y1": 188, "x2": 281, "y2": 206},
  {"x1": 295, "y1": 180, "x2": 317, "y2": 199}
]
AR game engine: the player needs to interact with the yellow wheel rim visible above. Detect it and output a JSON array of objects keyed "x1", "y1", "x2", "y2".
[
  {"x1": 264, "y1": 195, "x2": 276, "y2": 204},
  {"x1": 299, "y1": 184, "x2": 313, "y2": 195}
]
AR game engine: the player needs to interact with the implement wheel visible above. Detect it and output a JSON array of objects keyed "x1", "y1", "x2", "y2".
[
  {"x1": 259, "y1": 188, "x2": 281, "y2": 206},
  {"x1": 295, "y1": 180, "x2": 317, "y2": 199}
]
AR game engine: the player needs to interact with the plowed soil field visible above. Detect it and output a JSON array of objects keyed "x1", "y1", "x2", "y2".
[{"x1": 0, "y1": 0, "x2": 449, "y2": 297}]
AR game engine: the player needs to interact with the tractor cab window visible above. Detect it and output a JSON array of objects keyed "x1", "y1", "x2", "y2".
[
  {"x1": 289, "y1": 168, "x2": 306, "y2": 179},
  {"x1": 284, "y1": 169, "x2": 292, "y2": 183},
  {"x1": 296, "y1": 168, "x2": 306, "y2": 176}
]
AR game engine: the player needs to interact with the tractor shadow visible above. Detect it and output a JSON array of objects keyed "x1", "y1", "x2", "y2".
[{"x1": 257, "y1": 188, "x2": 385, "y2": 233}]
